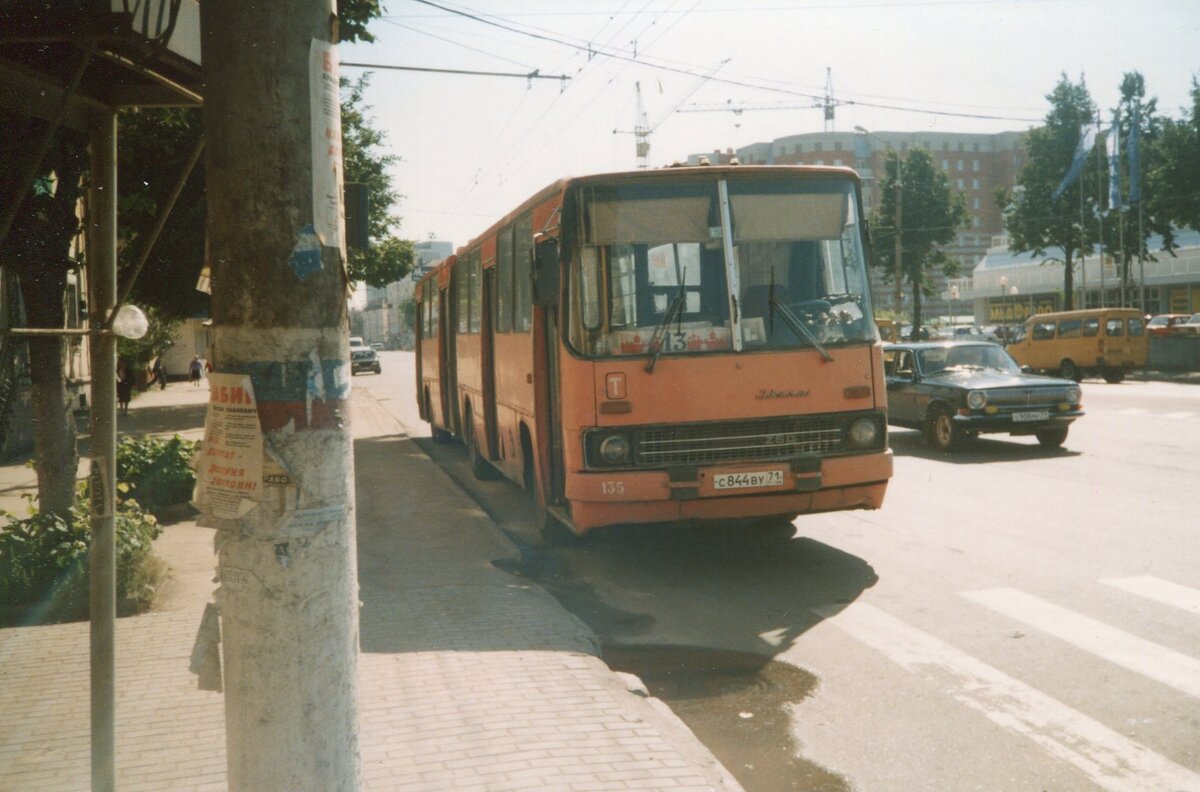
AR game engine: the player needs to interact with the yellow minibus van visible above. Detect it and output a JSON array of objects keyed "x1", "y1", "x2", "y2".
[{"x1": 1006, "y1": 308, "x2": 1147, "y2": 383}]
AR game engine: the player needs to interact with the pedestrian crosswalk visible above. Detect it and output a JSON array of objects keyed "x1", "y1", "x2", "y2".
[{"x1": 813, "y1": 576, "x2": 1200, "y2": 792}]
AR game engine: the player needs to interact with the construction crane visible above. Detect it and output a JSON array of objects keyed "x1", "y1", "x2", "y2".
[
  {"x1": 614, "y1": 59, "x2": 730, "y2": 168},
  {"x1": 676, "y1": 67, "x2": 843, "y2": 132}
]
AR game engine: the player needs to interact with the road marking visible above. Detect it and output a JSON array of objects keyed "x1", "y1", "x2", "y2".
[
  {"x1": 812, "y1": 602, "x2": 1200, "y2": 792},
  {"x1": 1165, "y1": 411, "x2": 1196, "y2": 420},
  {"x1": 961, "y1": 588, "x2": 1200, "y2": 700},
  {"x1": 1101, "y1": 576, "x2": 1200, "y2": 617}
]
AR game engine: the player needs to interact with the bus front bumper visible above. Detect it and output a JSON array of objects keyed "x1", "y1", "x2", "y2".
[{"x1": 563, "y1": 451, "x2": 892, "y2": 533}]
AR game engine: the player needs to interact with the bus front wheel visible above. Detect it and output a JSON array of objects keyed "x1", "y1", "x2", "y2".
[
  {"x1": 521, "y1": 427, "x2": 574, "y2": 544},
  {"x1": 1059, "y1": 359, "x2": 1082, "y2": 381}
]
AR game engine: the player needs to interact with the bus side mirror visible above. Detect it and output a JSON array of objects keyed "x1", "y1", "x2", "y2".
[{"x1": 532, "y1": 237, "x2": 560, "y2": 306}]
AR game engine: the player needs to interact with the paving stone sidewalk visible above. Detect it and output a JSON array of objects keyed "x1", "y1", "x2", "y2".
[{"x1": 0, "y1": 382, "x2": 741, "y2": 791}]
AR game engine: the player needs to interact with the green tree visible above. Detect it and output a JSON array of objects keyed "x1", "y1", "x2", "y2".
[
  {"x1": 0, "y1": 115, "x2": 87, "y2": 518},
  {"x1": 998, "y1": 74, "x2": 1099, "y2": 311},
  {"x1": 1153, "y1": 76, "x2": 1200, "y2": 233},
  {"x1": 871, "y1": 147, "x2": 968, "y2": 339},
  {"x1": 1107, "y1": 72, "x2": 1177, "y2": 301},
  {"x1": 341, "y1": 74, "x2": 415, "y2": 289}
]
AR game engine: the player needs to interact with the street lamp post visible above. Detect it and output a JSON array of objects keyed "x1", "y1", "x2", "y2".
[{"x1": 950, "y1": 284, "x2": 960, "y2": 325}]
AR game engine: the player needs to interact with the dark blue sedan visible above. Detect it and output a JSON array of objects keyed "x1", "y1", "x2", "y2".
[{"x1": 884, "y1": 341, "x2": 1083, "y2": 451}]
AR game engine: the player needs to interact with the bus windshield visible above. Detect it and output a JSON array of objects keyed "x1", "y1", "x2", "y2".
[{"x1": 568, "y1": 175, "x2": 874, "y2": 359}]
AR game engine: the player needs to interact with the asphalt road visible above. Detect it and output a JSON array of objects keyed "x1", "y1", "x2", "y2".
[{"x1": 361, "y1": 352, "x2": 1200, "y2": 792}]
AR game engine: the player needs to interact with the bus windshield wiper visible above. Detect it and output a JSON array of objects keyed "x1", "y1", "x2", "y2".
[
  {"x1": 768, "y1": 298, "x2": 834, "y2": 362},
  {"x1": 645, "y1": 283, "x2": 687, "y2": 373}
]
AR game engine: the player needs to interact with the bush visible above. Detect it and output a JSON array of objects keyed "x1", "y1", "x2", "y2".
[
  {"x1": 116, "y1": 434, "x2": 198, "y2": 517},
  {"x1": 0, "y1": 490, "x2": 164, "y2": 624}
]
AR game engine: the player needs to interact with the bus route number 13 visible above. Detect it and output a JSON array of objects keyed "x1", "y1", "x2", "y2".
[{"x1": 601, "y1": 480, "x2": 625, "y2": 495}]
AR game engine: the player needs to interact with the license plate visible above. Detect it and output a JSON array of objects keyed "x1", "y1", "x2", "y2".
[
  {"x1": 712, "y1": 469, "x2": 786, "y2": 490},
  {"x1": 1012, "y1": 410, "x2": 1050, "y2": 422}
]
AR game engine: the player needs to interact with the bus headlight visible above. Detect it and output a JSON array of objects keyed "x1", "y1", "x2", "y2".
[
  {"x1": 966, "y1": 390, "x2": 988, "y2": 410},
  {"x1": 598, "y1": 434, "x2": 631, "y2": 464},
  {"x1": 847, "y1": 417, "x2": 878, "y2": 448},
  {"x1": 1065, "y1": 386, "x2": 1081, "y2": 405}
]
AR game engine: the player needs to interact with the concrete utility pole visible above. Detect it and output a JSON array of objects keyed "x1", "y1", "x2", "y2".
[{"x1": 200, "y1": 3, "x2": 361, "y2": 790}]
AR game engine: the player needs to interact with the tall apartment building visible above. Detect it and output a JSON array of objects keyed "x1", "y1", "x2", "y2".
[{"x1": 690, "y1": 130, "x2": 1028, "y2": 320}]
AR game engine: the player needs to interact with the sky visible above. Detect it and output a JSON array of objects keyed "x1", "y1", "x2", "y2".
[{"x1": 338, "y1": 0, "x2": 1200, "y2": 255}]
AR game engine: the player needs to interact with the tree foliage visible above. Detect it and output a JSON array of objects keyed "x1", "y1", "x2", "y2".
[
  {"x1": 998, "y1": 74, "x2": 1098, "y2": 312},
  {"x1": 117, "y1": 107, "x2": 208, "y2": 320},
  {"x1": 870, "y1": 147, "x2": 968, "y2": 337},
  {"x1": 341, "y1": 74, "x2": 414, "y2": 289},
  {"x1": 1153, "y1": 76, "x2": 1200, "y2": 233}
]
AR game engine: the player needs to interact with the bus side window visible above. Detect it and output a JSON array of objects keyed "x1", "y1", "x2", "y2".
[
  {"x1": 1032, "y1": 321, "x2": 1056, "y2": 341},
  {"x1": 1105, "y1": 318, "x2": 1123, "y2": 336},
  {"x1": 1057, "y1": 319, "x2": 1082, "y2": 339},
  {"x1": 1082, "y1": 318, "x2": 1100, "y2": 337},
  {"x1": 1128, "y1": 317, "x2": 1144, "y2": 336}
]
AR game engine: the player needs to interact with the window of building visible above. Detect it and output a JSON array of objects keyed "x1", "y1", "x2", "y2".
[
  {"x1": 833, "y1": 158, "x2": 843, "y2": 166},
  {"x1": 972, "y1": 216, "x2": 981, "y2": 227},
  {"x1": 972, "y1": 159, "x2": 980, "y2": 171},
  {"x1": 957, "y1": 159, "x2": 964, "y2": 171},
  {"x1": 941, "y1": 159, "x2": 950, "y2": 170},
  {"x1": 957, "y1": 142, "x2": 964, "y2": 152},
  {"x1": 814, "y1": 142, "x2": 823, "y2": 152},
  {"x1": 972, "y1": 143, "x2": 980, "y2": 152},
  {"x1": 834, "y1": 141, "x2": 843, "y2": 151},
  {"x1": 815, "y1": 159, "x2": 824, "y2": 165},
  {"x1": 973, "y1": 197, "x2": 981, "y2": 209},
  {"x1": 972, "y1": 178, "x2": 980, "y2": 190},
  {"x1": 956, "y1": 178, "x2": 964, "y2": 190}
]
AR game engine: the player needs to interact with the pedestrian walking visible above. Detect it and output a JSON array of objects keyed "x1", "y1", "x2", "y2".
[
  {"x1": 116, "y1": 357, "x2": 133, "y2": 415},
  {"x1": 149, "y1": 355, "x2": 166, "y2": 390},
  {"x1": 189, "y1": 355, "x2": 203, "y2": 385}
]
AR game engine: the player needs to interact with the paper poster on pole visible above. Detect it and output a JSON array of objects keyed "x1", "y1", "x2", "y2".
[
  {"x1": 195, "y1": 373, "x2": 263, "y2": 520},
  {"x1": 309, "y1": 38, "x2": 345, "y2": 259}
]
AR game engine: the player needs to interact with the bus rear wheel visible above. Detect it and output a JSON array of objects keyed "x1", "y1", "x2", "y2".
[
  {"x1": 465, "y1": 407, "x2": 500, "y2": 480},
  {"x1": 1059, "y1": 359, "x2": 1082, "y2": 381},
  {"x1": 1102, "y1": 368, "x2": 1125, "y2": 383}
]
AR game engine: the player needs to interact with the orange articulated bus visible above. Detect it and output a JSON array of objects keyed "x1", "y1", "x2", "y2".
[{"x1": 416, "y1": 165, "x2": 892, "y2": 537}]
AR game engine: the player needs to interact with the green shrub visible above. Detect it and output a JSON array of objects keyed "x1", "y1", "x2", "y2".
[
  {"x1": 116, "y1": 434, "x2": 198, "y2": 516},
  {"x1": 0, "y1": 489, "x2": 164, "y2": 624}
]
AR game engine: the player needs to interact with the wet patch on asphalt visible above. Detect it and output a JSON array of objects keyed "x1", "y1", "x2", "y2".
[{"x1": 605, "y1": 644, "x2": 851, "y2": 792}]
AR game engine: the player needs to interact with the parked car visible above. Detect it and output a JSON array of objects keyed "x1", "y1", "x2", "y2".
[
  {"x1": 370, "y1": 342, "x2": 384, "y2": 351},
  {"x1": 350, "y1": 337, "x2": 381, "y2": 375},
  {"x1": 1173, "y1": 312, "x2": 1200, "y2": 335},
  {"x1": 933, "y1": 325, "x2": 1000, "y2": 343},
  {"x1": 1005, "y1": 307, "x2": 1146, "y2": 382},
  {"x1": 883, "y1": 341, "x2": 1083, "y2": 451},
  {"x1": 1146, "y1": 313, "x2": 1192, "y2": 336}
]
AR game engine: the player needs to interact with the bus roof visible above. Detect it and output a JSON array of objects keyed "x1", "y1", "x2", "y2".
[{"x1": 455, "y1": 164, "x2": 862, "y2": 257}]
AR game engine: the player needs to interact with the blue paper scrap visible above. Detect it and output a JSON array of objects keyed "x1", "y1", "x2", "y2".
[{"x1": 288, "y1": 225, "x2": 324, "y2": 280}]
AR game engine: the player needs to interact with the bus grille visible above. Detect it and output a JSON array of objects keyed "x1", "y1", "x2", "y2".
[{"x1": 636, "y1": 416, "x2": 844, "y2": 467}]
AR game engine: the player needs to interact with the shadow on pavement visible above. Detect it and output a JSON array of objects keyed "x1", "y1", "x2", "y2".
[
  {"x1": 888, "y1": 427, "x2": 1081, "y2": 464},
  {"x1": 355, "y1": 433, "x2": 598, "y2": 656}
]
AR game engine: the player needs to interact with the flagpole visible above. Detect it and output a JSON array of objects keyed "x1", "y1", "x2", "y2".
[{"x1": 1098, "y1": 111, "x2": 1106, "y2": 308}]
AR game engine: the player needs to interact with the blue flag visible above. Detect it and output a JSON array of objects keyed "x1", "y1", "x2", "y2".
[
  {"x1": 1052, "y1": 123, "x2": 1098, "y2": 200},
  {"x1": 1126, "y1": 109, "x2": 1141, "y2": 205},
  {"x1": 1106, "y1": 121, "x2": 1121, "y2": 212}
]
